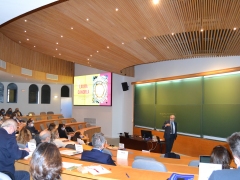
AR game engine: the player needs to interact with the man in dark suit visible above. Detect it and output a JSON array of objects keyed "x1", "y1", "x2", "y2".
[
  {"x1": 209, "y1": 132, "x2": 240, "y2": 180},
  {"x1": 162, "y1": 115, "x2": 177, "y2": 153},
  {"x1": 81, "y1": 133, "x2": 116, "y2": 166}
]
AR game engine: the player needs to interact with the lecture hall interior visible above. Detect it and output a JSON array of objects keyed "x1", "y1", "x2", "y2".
[{"x1": 1, "y1": 0, "x2": 240, "y2": 179}]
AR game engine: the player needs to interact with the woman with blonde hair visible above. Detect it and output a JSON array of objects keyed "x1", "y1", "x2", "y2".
[{"x1": 17, "y1": 127, "x2": 36, "y2": 146}]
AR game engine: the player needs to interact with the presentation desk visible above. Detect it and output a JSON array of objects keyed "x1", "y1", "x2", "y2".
[{"x1": 120, "y1": 136, "x2": 166, "y2": 153}]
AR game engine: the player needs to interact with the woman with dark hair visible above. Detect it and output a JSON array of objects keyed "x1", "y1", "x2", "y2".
[
  {"x1": 5, "y1": 108, "x2": 13, "y2": 117},
  {"x1": 48, "y1": 123, "x2": 56, "y2": 131},
  {"x1": 30, "y1": 142, "x2": 62, "y2": 180},
  {"x1": 26, "y1": 119, "x2": 39, "y2": 138},
  {"x1": 57, "y1": 124, "x2": 68, "y2": 139},
  {"x1": 210, "y1": 145, "x2": 232, "y2": 169},
  {"x1": 71, "y1": 131, "x2": 82, "y2": 141}
]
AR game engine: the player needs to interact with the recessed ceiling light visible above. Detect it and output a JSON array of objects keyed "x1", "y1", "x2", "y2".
[
  {"x1": 24, "y1": 30, "x2": 27, "y2": 33},
  {"x1": 34, "y1": 46, "x2": 36, "y2": 47},
  {"x1": 56, "y1": 48, "x2": 58, "y2": 50},
  {"x1": 153, "y1": 0, "x2": 160, "y2": 4},
  {"x1": 171, "y1": 33, "x2": 174, "y2": 35},
  {"x1": 107, "y1": 46, "x2": 109, "y2": 49},
  {"x1": 24, "y1": 20, "x2": 27, "y2": 22},
  {"x1": 56, "y1": 42, "x2": 58, "y2": 44},
  {"x1": 71, "y1": 27, "x2": 73, "y2": 30},
  {"x1": 53, "y1": 56, "x2": 55, "y2": 57},
  {"x1": 97, "y1": 51, "x2": 99, "y2": 53},
  {"x1": 61, "y1": 35, "x2": 63, "y2": 38},
  {"x1": 233, "y1": 27, "x2": 237, "y2": 31},
  {"x1": 122, "y1": 42, "x2": 124, "y2": 45},
  {"x1": 90, "y1": 65, "x2": 91, "y2": 66},
  {"x1": 90, "y1": 55, "x2": 92, "y2": 57},
  {"x1": 59, "y1": 53, "x2": 61, "y2": 55},
  {"x1": 144, "y1": 37, "x2": 147, "y2": 39},
  {"x1": 87, "y1": 58, "x2": 89, "y2": 60},
  {"x1": 86, "y1": 18, "x2": 89, "y2": 21},
  {"x1": 115, "y1": 8, "x2": 119, "y2": 11},
  {"x1": 200, "y1": 28, "x2": 204, "y2": 32},
  {"x1": 19, "y1": 41, "x2": 21, "y2": 43},
  {"x1": 27, "y1": 38, "x2": 29, "y2": 41}
]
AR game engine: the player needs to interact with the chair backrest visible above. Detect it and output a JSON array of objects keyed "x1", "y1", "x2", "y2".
[
  {"x1": 134, "y1": 156, "x2": 156, "y2": 161},
  {"x1": 0, "y1": 172, "x2": 12, "y2": 180},
  {"x1": 54, "y1": 121, "x2": 59, "y2": 125},
  {"x1": 47, "y1": 111, "x2": 54, "y2": 114},
  {"x1": 46, "y1": 122, "x2": 50, "y2": 128},
  {"x1": 17, "y1": 143, "x2": 26, "y2": 149},
  {"x1": 102, "y1": 148, "x2": 113, "y2": 156},
  {"x1": 71, "y1": 126, "x2": 76, "y2": 132},
  {"x1": 71, "y1": 119, "x2": 77, "y2": 123},
  {"x1": 132, "y1": 159, "x2": 167, "y2": 172},
  {"x1": 40, "y1": 112, "x2": 46, "y2": 115},
  {"x1": 58, "y1": 115, "x2": 64, "y2": 119},
  {"x1": 62, "y1": 120, "x2": 67, "y2": 124},
  {"x1": 40, "y1": 124, "x2": 45, "y2": 131},
  {"x1": 188, "y1": 160, "x2": 200, "y2": 167},
  {"x1": 47, "y1": 116, "x2": 52, "y2": 120},
  {"x1": 78, "y1": 125, "x2": 83, "y2": 129},
  {"x1": 28, "y1": 112, "x2": 35, "y2": 116},
  {"x1": 86, "y1": 123, "x2": 91, "y2": 127},
  {"x1": 21, "y1": 117, "x2": 28, "y2": 122}
]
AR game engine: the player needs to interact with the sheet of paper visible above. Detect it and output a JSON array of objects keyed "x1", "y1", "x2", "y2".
[
  {"x1": 27, "y1": 142, "x2": 36, "y2": 152},
  {"x1": 117, "y1": 150, "x2": 128, "y2": 159},
  {"x1": 86, "y1": 165, "x2": 111, "y2": 175},
  {"x1": 75, "y1": 144, "x2": 83, "y2": 153},
  {"x1": 60, "y1": 150, "x2": 79, "y2": 156},
  {"x1": 199, "y1": 163, "x2": 222, "y2": 180},
  {"x1": 119, "y1": 143, "x2": 124, "y2": 149},
  {"x1": 62, "y1": 162, "x2": 82, "y2": 169}
]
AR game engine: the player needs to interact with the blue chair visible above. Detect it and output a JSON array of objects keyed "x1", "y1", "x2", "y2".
[
  {"x1": 102, "y1": 148, "x2": 113, "y2": 156},
  {"x1": 132, "y1": 159, "x2": 167, "y2": 172},
  {"x1": 188, "y1": 160, "x2": 199, "y2": 167},
  {"x1": 134, "y1": 156, "x2": 156, "y2": 161}
]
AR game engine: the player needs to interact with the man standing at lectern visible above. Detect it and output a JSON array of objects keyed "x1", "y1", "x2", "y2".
[{"x1": 162, "y1": 115, "x2": 177, "y2": 153}]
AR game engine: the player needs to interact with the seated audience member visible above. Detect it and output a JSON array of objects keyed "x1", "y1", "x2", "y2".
[
  {"x1": 209, "y1": 132, "x2": 240, "y2": 180},
  {"x1": 0, "y1": 119, "x2": 30, "y2": 180},
  {"x1": 58, "y1": 124, "x2": 68, "y2": 139},
  {"x1": 210, "y1": 145, "x2": 232, "y2": 169},
  {"x1": 30, "y1": 142, "x2": 62, "y2": 180},
  {"x1": 14, "y1": 108, "x2": 23, "y2": 117},
  {"x1": 0, "y1": 108, "x2": 5, "y2": 116},
  {"x1": 10, "y1": 112, "x2": 22, "y2": 124},
  {"x1": 50, "y1": 128, "x2": 67, "y2": 148},
  {"x1": 5, "y1": 108, "x2": 13, "y2": 117},
  {"x1": 39, "y1": 130, "x2": 51, "y2": 144},
  {"x1": 71, "y1": 131, "x2": 82, "y2": 141},
  {"x1": 48, "y1": 123, "x2": 56, "y2": 131},
  {"x1": 26, "y1": 119, "x2": 39, "y2": 137},
  {"x1": 17, "y1": 127, "x2": 36, "y2": 147},
  {"x1": 81, "y1": 133, "x2": 116, "y2": 166}
]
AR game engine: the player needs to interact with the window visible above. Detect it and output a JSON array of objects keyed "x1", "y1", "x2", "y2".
[
  {"x1": 0, "y1": 82, "x2": 3, "y2": 103},
  {"x1": 61, "y1": 85, "x2": 70, "y2": 97},
  {"x1": 29, "y1": 84, "x2": 39, "y2": 104},
  {"x1": 7, "y1": 83, "x2": 17, "y2": 103},
  {"x1": 41, "y1": 85, "x2": 51, "y2": 104}
]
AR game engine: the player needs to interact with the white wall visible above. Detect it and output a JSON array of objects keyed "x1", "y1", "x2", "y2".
[
  {"x1": 74, "y1": 56, "x2": 240, "y2": 138},
  {"x1": 0, "y1": 82, "x2": 71, "y2": 116}
]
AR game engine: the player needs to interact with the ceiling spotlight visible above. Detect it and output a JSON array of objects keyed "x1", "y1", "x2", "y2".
[
  {"x1": 19, "y1": 41, "x2": 21, "y2": 43},
  {"x1": 34, "y1": 46, "x2": 36, "y2": 47},
  {"x1": 86, "y1": 18, "x2": 89, "y2": 21},
  {"x1": 153, "y1": 0, "x2": 160, "y2": 5},
  {"x1": 71, "y1": 27, "x2": 73, "y2": 30},
  {"x1": 24, "y1": 20, "x2": 27, "y2": 22},
  {"x1": 27, "y1": 38, "x2": 29, "y2": 41},
  {"x1": 233, "y1": 27, "x2": 237, "y2": 31},
  {"x1": 24, "y1": 30, "x2": 27, "y2": 33},
  {"x1": 53, "y1": 56, "x2": 55, "y2": 57},
  {"x1": 97, "y1": 51, "x2": 99, "y2": 53},
  {"x1": 59, "y1": 53, "x2": 61, "y2": 55},
  {"x1": 107, "y1": 46, "x2": 109, "y2": 49},
  {"x1": 61, "y1": 35, "x2": 63, "y2": 38},
  {"x1": 200, "y1": 28, "x2": 204, "y2": 32},
  {"x1": 115, "y1": 8, "x2": 119, "y2": 11},
  {"x1": 87, "y1": 58, "x2": 89, "y2": 60},
  {"x1": 56, "y1": 42, "x2": 58, "y2": 44},
  {"x1": 122, "y1": 42, "x2": 124, "y2": 45},
  {"x1": 90, "y1": 65, "x2": 91, "y2": 66},
  {"x1": 171, "y1": 33, "x2": 174, "y2": 35},
  {"x1": 56, "y1": 48, "x2": 58, "y2": 50},
  {"x1": 143, "y1": 37, "x2": 147, "y2": 39},
  {"x1": 90, "y1": 55, "x2": 92, "y2": 57}
]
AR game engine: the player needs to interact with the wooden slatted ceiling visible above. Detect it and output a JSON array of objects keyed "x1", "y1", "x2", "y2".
[{"x1": 1, "y1": 0, "x2": 240, "y2": 76}]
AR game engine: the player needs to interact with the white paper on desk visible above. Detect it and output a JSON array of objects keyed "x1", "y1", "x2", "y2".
[
  {"x1": 60, "y1": 150, "x2": 78, "y2": 156},
  {"x1": 86, "y1": 165, "x2": 111, "y2": 175},
  {"x1": 119, "y1": 143, "x2": 124, "y2": 149},
  {"x1": 75, "y1": 144, "x2": 83, "y2": 153},
  {"x1": 27, "y1": 142, "x2": 36, "y2": 152},
  {"x1": 199, "y1": 163, "x2": 222, "y2": 180},
  {"x1": 62, "y1": 162, "x2": 82, "y2": 169},
  {"x1": 116, "y1": 158, "x2": 128, "y2": 166},
  {"x1": 117, "y1": 150, "x2": 128, "y2": 159}
]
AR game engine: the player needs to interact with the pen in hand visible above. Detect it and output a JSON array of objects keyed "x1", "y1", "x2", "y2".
[{"x1": 126, "y1": 173, "x2": 130, "y2": 178}]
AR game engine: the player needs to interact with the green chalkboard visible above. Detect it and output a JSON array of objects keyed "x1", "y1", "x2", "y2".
[{"x1": 134, "y1": 73, "x2": 240, "y2": 138}]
